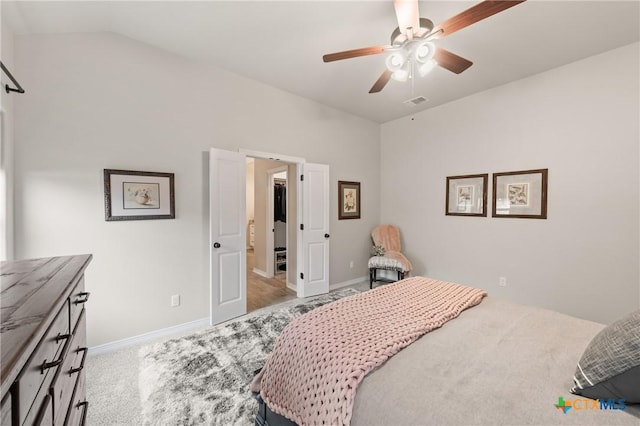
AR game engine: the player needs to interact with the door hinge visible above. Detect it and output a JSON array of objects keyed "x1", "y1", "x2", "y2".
[
  {"x1": 300, "y1": 224, "x2": 304, "y2": 230},
  {"x1": 300, "y1": 174, "x2": 304, "y2": 181},
  {"x1": 300, "y1": 273, "x2": 304, "y2": 280}
]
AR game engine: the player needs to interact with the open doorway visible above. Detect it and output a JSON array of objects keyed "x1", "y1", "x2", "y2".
[
  {"x1": 210, "y1": 147, "x2": 330, "y2": 326},
  {"x1": 245, "y1": 158, "x2": 296, "y2": 313}
]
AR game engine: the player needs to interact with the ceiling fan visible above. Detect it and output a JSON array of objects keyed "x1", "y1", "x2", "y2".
[{"x1": 323, "y1": 0, "x2": 526, "y2": 93}]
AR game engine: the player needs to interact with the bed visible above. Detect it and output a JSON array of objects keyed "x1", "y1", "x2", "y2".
[{"x1": 253, "y1": 277, "x2": 640, "y2": 425}]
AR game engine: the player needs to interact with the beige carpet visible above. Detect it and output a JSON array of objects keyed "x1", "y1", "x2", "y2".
[
  {"x1": 139, "y1": 289, "x2": 360, "y2": 425},
  {"x1": 86, "y1": 281, "x2": 369, "y2": 425}
]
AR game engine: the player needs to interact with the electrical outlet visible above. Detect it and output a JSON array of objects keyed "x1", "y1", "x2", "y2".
[
  {"x1": 171, "y1": 294, "x2": 180, "y2": 307},
  {"x1": 499, "y1": 277, "x2": 507, "y2": 287},
  {"x1": 349, "y1": 261, "x2": 354, "y2": 269}
]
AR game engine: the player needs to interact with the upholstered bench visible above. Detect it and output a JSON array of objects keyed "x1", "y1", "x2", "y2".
[{"x1": 368, "y1": 256, "x2": 409, "y2": 288}]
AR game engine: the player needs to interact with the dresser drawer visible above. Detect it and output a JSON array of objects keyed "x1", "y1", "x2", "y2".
[
  {"x1": 52, "y1": 311, "x2": 86, "y2": 426},
  {"x1": 16, "y1": 302, "x2": 70, "y2": 426},
  {"x1": 69, "y1": 279, "x2": 89, "y2": 332},
  {"x1": 33, "y1": 394, "x2": 53, "y2": 426},
  {"x1": 1, "y1": 255, "x2": 92, "y2": 426},
  {"x1": 64, "y1": 370, "x2": 86, "y2": 426},
  {"x1": 1, "y1": 393, "x2": 11, "y2": 426}
]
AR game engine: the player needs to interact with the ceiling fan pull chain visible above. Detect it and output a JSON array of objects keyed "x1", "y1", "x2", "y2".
[{"x1": 410, "y1": 59, "x2": 415, "y2": 97}]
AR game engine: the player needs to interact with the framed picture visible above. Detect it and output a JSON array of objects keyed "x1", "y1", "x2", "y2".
[
  {"x1": 104, "y1": 169, "x2": 175, "y2": 221},
  {"x1": 338, "y1": 181, "x2": 361, "y2": 220},
  {"x1": 445, "y1": 174, "x2": 488, "y2": 217},
  {"x1": 492, "y1": 168, "x2": 548, "y2": 219}
]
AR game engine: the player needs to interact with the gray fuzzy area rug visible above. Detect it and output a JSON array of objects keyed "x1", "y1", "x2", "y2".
[{"x1": 139, "y1": 288, "x2": 360, "y2": 426}]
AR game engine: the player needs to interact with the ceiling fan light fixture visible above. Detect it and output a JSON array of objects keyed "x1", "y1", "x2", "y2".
[
  {"x1": 385, "y1": 52, "x2": 406, "y2": 71},
  {"x1": 418, "y1": 59, "x2": 437, "y2": 77},
  {"x1": 414, "y1": 41, "x2": 435, "y2": 64},
  {"x1": 391, "y1": 69, "x2": 409, "y2": 82},
  {"x1": 321, "y1": 0, "x2": 525, "y2": 94}
]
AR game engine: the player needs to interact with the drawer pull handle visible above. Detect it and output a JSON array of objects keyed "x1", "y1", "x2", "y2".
[
  {"x1": 41, "y1": 357, "x2": 63, "y2": 373},
  {"x1": 78, "y1": 400, "x2": 89, "y2": 426},
  {"x1": 56, "y1": 333, "x2": 72, "y2": 343},
  {"x1": 74, "y1": 292, "x2": 90, "y2": 304},
  {"x1": 70, "y1": 347, "x2": 88, "y2": 374}
]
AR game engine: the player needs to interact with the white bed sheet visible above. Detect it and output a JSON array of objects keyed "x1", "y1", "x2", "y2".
[{"x1": 352, "y1": 297, "x2": 640, "y2": 425}]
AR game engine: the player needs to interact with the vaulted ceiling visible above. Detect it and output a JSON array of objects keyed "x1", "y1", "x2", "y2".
[{"x1": 3, "y1": 1, "x2": 639, "y2": 123}]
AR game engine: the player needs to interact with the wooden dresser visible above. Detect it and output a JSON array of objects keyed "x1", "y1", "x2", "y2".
[{"x1": 1, "y1": 255, "x2": 92, "y2": 426}]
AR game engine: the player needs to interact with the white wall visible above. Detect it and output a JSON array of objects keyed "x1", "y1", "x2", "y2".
[
  {"x1": 13, "y1": 32, "x2": 380, "y2": 346},
  {"x1": 245, "y1": 159, "x2": 254, "y2": 247},
  {"x1": 286, "y1": 163, "x2": 298, "y2": 287},
  {"x1": 381, "y1": 43, "x2": 640, "y2": 324},
  {"x1": 0, "y1": 10, "x2": 15, "y2": 261},
  {"x1": 253, "y1": 158, "x2": 283, "y2": 274},
  {"x1": 246, "y1": 159, "x2": 255, "y2": 223}
]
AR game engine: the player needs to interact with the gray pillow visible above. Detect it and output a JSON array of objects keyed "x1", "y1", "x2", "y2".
[{"x1": 570, "y1": 309, "x2": 640, "y2": 404}]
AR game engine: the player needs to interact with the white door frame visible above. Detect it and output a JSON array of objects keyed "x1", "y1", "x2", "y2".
[
  {"x1": 266, "y1": 165, "x2": 288, "y2": 278},
  {"x1": 209, "y1": 149, "x2": 330, "y2": 310}
]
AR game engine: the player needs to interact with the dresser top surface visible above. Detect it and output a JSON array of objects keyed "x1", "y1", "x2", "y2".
[{"x1": 0, "y1": 254, "x2": 92, "y2": 397}]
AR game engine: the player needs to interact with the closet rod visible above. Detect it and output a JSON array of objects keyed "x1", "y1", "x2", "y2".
[{"x1": 0, "y1": 61, "x2": 25, "y2": 94}]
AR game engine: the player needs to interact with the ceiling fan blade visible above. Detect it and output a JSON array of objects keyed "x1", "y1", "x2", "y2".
[
  {"x1": 369, "y1": 70, "x2": 393, "y2": 93},
  {"x1": 431, "y1": 0, "x2": 525, "y2": 40},
  {"x1": 434, "y1": 47, "x2": 473, "y2": 74},
  {"x1": 393, "y1": 0, "x2": 420, "y2": 36},
  {"x1": 323, "y1": 46, "x2": 390, "y2": 63}
]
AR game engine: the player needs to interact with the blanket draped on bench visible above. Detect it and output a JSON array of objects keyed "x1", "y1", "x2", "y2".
[{"x1": 250, "y1": 277, "x2": 487, "y2": 425}]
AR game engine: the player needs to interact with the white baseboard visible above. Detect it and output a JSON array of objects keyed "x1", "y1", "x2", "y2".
[
  {"x1": 252, "y1": 267, "x2": 268, "y2": 278},
  {"x1": 330, "y1": 275, "x2": 367, "y2": 291},
  {"x1": 88, "y1": 317, "x2": 209, "y2": 357},
  {"x1": 286, "y1": 281, "x2": 297, "y2": 291}
]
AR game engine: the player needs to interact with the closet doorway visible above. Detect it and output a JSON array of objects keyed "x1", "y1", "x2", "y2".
[
  {"x1": 268, "y1": 166, "x2": 288, "y2": 285},
  {"x1": 245, "y1": 159, "x2": 296, "y2": 313}
]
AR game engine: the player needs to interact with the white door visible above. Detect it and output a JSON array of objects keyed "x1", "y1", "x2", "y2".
[
  {"x1": 297, "y1": 163, "x2": 330, "y2": 297},
  {"x1": 209, "y1": 148, "x2": 246, "y2": 325}
]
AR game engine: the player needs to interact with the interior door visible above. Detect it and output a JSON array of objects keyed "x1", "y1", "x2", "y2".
[
  {"x1": 209, "y1": 148, "x2": 246, "y2": 325},
  {"x1": 298, "y1": 163, "x2": 330, "y2": 297}
]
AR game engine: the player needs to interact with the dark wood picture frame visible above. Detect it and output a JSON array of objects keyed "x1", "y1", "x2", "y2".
[
  {"x1": 338, "y1": 181, "x2": 361, "y2": 220},
  {"x1": 492, "y1": 168, "x2": 548, "y2": 219},
  {"x1": 445, "y1": 174, "x2": 488, "y2": 217},
  {"x1": 104, "y1": 169, "x2": 175, "y2": 221}
]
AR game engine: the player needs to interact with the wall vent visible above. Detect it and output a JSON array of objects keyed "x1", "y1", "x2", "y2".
[{"x1": 403, "y1": 96, "x2": 428, "y2": 106}]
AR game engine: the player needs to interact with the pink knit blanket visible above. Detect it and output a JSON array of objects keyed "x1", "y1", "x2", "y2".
[{"x1": 251, "y1": 277, "x2": 487, "y2": 425}]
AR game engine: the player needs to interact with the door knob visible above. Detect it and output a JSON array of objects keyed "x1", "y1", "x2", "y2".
[
  {"x1": 324, "y1": 234, "x2": 330, "y2": 238},
  {"x1": 213, "y1": 242, "x2": 221, "y2": 248}
]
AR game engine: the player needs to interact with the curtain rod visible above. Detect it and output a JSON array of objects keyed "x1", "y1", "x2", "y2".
[{"x1": 0, "y1": 61, "x2": 25, "y2": 94}]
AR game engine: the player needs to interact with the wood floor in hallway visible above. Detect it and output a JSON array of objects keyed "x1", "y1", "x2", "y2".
[{"x1": 247, "y1": 249, "x2": 296, "y2": 312}]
